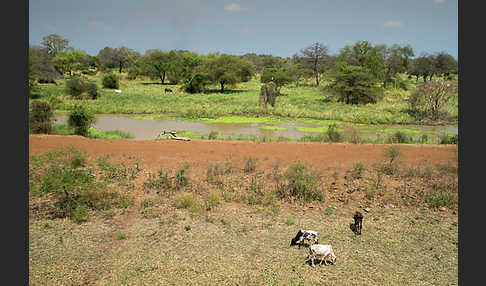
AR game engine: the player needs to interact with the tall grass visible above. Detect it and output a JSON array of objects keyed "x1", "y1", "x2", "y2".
[{"x1": 30, "y1": 73, "x2": 457, "y2": 125}]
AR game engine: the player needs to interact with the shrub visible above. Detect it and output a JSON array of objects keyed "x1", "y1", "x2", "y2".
[
  {"x1": 387, "y1": 131, "x2": 410, "y2": 144},
  {"x1": 65, "y1": 77, "x2": 85, "y2": 98},
  {"x1": 102, "y1": 73, "x2": 120, "y2": 89},
  {"x1": 426, "y1": 189, "x2": 456, "y2": 208},
  {"x1": 327, "y1": 124, "x2": 342, "y2": 142},
  {"x1": 67, "y1": 103, "x2": 96, "y2": 137},
  {"x1": 347, "y1": 162, "x2": 366, "y2": 180},
  {"x1": 175, "y1": 165, "x2": 190, "y2": 190},
  {"x1": 84, "y1": 81, "x2": 100, "y2": 99},
  {"x1": 205, "y1": 190, "x2": 221, "y2": 211},
  {"x1": 29, "y1": 101, "x2": 54, "y2": 134},
  {"x1": 259, "y1": 82, "x2": 278, "y2": 107},
  {"x1": 182, "y1": 73, "x2": 211, "y2": 93},
  {"x1": 208, "y1": 131, "x2": 219, "y2": 140},
  {"x1": 173, "y1": 192, "x2": 197, "y2": 209},
  {"x1": 408, "y1": 80, "x2": 458, "y2": 121},
  {"x1": 439, "y1": 134, "x2": 458, "y2": 144},
  {"x1": 276, "y1": 163, "x2": 325, "y2": 204},
  {"x1": 65, "y1": 77, "x2": 100, "y2": 99},
  {"x1": 243, "y1": 157, "x2": 258, "y2": 173}
]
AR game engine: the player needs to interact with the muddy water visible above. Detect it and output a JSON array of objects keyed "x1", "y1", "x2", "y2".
[{"x1": 53, "y1": 114, "x2": 458, "y2": 141}]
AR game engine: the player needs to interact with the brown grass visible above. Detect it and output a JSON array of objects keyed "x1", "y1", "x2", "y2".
[{"x1": 29, "y1": 142, "x2": 458, "y2": 285}]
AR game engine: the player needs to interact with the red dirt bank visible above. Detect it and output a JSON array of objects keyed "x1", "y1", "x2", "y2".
[{"x1": 29, "y1": 135, "x2": 457, "y2": 172}]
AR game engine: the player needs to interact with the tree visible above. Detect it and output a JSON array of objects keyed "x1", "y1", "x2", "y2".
[
  {"x1": 324, "y1": 62, "x2": 384, "y2": 104},
  {"x1": 140, "y1": 49, "x2": 171, "y2": 84},
  {"x1": 52, "y1": 50, "x2": 76, "y2": 76},
  {"x1": 433, "y1": 52, "x2": 458, "y2": 79},
  {"x1": 260, "y1": 67, "x2": 293, "y2": 93},
  {"x1": 414, "y1": 54, "x2": 436, "y2": 82},
  {"x1": 300, "y1": 42, "x2": 329, "y2": 86},
  {"x1": 381, "y1": 44, "x2": 414, "y2": 88},
  {"x1": 202, "y1": 54, "x2": 255, "y2": 92},
  {"x1": 97, "y1": 46, "x2": 139, "y2": 73},
  {"x1": 42, "y1": 34, "x2": 69, "y2": 57},
  {"x1": 337, "y1": 41, "x2": 386, "y2": 84},
  {"x1": 408, "y1": 80, "x2": 458, "y2": 121}
]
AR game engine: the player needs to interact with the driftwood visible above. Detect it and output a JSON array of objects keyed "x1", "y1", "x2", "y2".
[{"x1": 157, "y1": 130, "x2": 191, "y2": 141}]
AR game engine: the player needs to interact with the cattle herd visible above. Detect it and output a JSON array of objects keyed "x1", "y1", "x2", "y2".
[{"x1": 290, "y1": 211, "x2": 364, "y2": 266}]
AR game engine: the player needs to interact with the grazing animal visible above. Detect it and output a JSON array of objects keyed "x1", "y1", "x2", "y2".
[
  {"x1": 114, "y1": 89, "x2": 122, "y2": 94},
  {"x1": 354, "y1": 211, "x2": 363, "y2": 235},
  {"x1": 307, "y1": 244, "x2": 337, "y2": 266},
  {"x1": 164, "y1": 88, "x2": 173, "y2": 93},
  {"x1": 290, "y1": 230, "x2": 319, "y2": 247}
]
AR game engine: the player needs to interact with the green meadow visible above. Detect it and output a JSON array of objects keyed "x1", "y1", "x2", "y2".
[{"x1": 33, "y1": 73, "x2": 458, "y2": 126}]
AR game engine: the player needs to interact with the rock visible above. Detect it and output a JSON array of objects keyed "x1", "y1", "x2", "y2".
[
  {"x1": 439, "y1": 207, "x2": 447, "y2": 212},
  {"x1": 364, "y1": 207, "x2": 371, "y2": 213}
]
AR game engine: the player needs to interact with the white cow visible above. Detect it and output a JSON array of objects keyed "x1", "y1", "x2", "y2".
[
  {"x1": 114, "y1": 89, "x2": 122, "y2": 94},
  {"x1": 307, "y1": 244, "x2": 337, "y2": 266}
]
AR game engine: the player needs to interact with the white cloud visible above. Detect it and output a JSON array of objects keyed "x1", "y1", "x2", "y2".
[
  {"x1": 432, "y1": 0, "x2": 445, "y2": 4},
  {"x1": 384, "y1": 20, "x2": 404, "y2": 28},
  {"x1": 224, "y1": 3, "x2": 241, "y2": 12}
]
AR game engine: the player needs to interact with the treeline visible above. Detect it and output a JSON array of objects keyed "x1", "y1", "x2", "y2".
[{"x1": 30, "y1": 34, "x2": 458, "y2": 94}]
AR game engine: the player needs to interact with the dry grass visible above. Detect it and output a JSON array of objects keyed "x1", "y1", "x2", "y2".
[
  {"x1": 29, "y1": 149, "x2": 458, "y2": 285},
  {"x1": 29, "y1": 204, "x2": 458, "y2": 285}
]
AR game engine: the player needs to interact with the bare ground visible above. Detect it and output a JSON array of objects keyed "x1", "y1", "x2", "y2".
[{"x1": 29, "y1": 135, "x2": 458, "y2": 285}]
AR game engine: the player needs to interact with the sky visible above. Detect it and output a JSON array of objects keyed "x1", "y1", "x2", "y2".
[{"x1": 29, "y1": 0, "x2": 458, "y2": 59}]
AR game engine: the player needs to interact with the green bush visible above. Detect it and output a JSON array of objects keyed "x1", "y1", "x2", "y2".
[
  {"x1": 182, "y1": 73, "x2": 211, "y2": 93},
  {"x1": 102, "y1": 73, "x2": 120, "y2": 89},
  {"x1": 387, "y1": 131, "x2": 410, "y2": 144},
  {"x1": 84, "y1": 81, "x2": 100, "y2": 99},
  {"x1": 65, "y1": 77, "x2": 99, "y2": 99},
  {"x1": 276, "y1": 163, "x2": 324, "y2": 204},
  {"x1": 68, "y1": 104, "x2": 96, "y2": 136},
  {"x1": 439, "y1": 134, "x2": 458, "y2": 144},
  {"x1": 65, "y1": 77, "x2": 85, "y2": 98},
  {"x1": 29, "y1": 101, "x2": 54, "y2": 134},
  {"x1": 327, "y1": 124, "x2": 342, "y2": 142}
]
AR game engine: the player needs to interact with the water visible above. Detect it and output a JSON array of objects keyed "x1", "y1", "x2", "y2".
[{"x1": 53, "y1": 114, "x2": 458, "y2": 141}]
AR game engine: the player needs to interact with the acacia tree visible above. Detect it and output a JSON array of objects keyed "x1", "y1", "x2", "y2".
[
  {"x1": 42, "y1": 34, "x2": 69, "y2": 57},
  {"x1": 380, "y1": 44, "x2": 414, "y2": 88},
  {"x1": 97, "y1": 46, "x2": 139, "y2": 73},
  {"x1": 300, "y1": 42, "x2": 329, "y2": 86},
  {"x1": 203, "y1": 54, "x2": 255, "y2": 92},
  {"x1": 260, "y1": 67, "x2": 293, "y2": 93},
  {"x1": 337, "y1": 41, "x2": 386, "y2": 84},
  {"x1": 140, "y1": 49, "x2": 171, "y2": 84},
  {"x1": 433, "y1": 52, "x2": 458, "y2": 79},
  {"x1": 324, "y1": 62, "x2": 383, "y2": 104}
]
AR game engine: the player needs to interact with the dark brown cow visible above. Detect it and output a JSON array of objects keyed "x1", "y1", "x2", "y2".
[
  {"x1": 353, "y1": 211, "x2": 363, "y2": 235},
  {"x1": 164, "y1": 88, "x2": 173, "y2": 93}
]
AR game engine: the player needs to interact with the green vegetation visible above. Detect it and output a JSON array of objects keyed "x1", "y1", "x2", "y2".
[
  {"x1": 67, "y1": 103, "x2": 95, "y2": 136},
  {"x1": 29, "y1": 148, "x2": 135, "y2": 221},
  {"x1": 102, "y1": 73, "x2": 120, "y2": 89},
  {"x1": 29, "y1": 100, "x2": 54, "y2": 134}
]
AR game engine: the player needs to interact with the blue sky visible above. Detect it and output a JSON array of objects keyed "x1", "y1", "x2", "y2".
[{"x1": 29, "y1": 0, "x2": 458, "y2": 59}]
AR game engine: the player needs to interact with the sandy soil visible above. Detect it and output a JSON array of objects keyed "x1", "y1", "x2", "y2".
[{"x1": 29, "y1": 135, "x2": 457, "y2": 172}]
